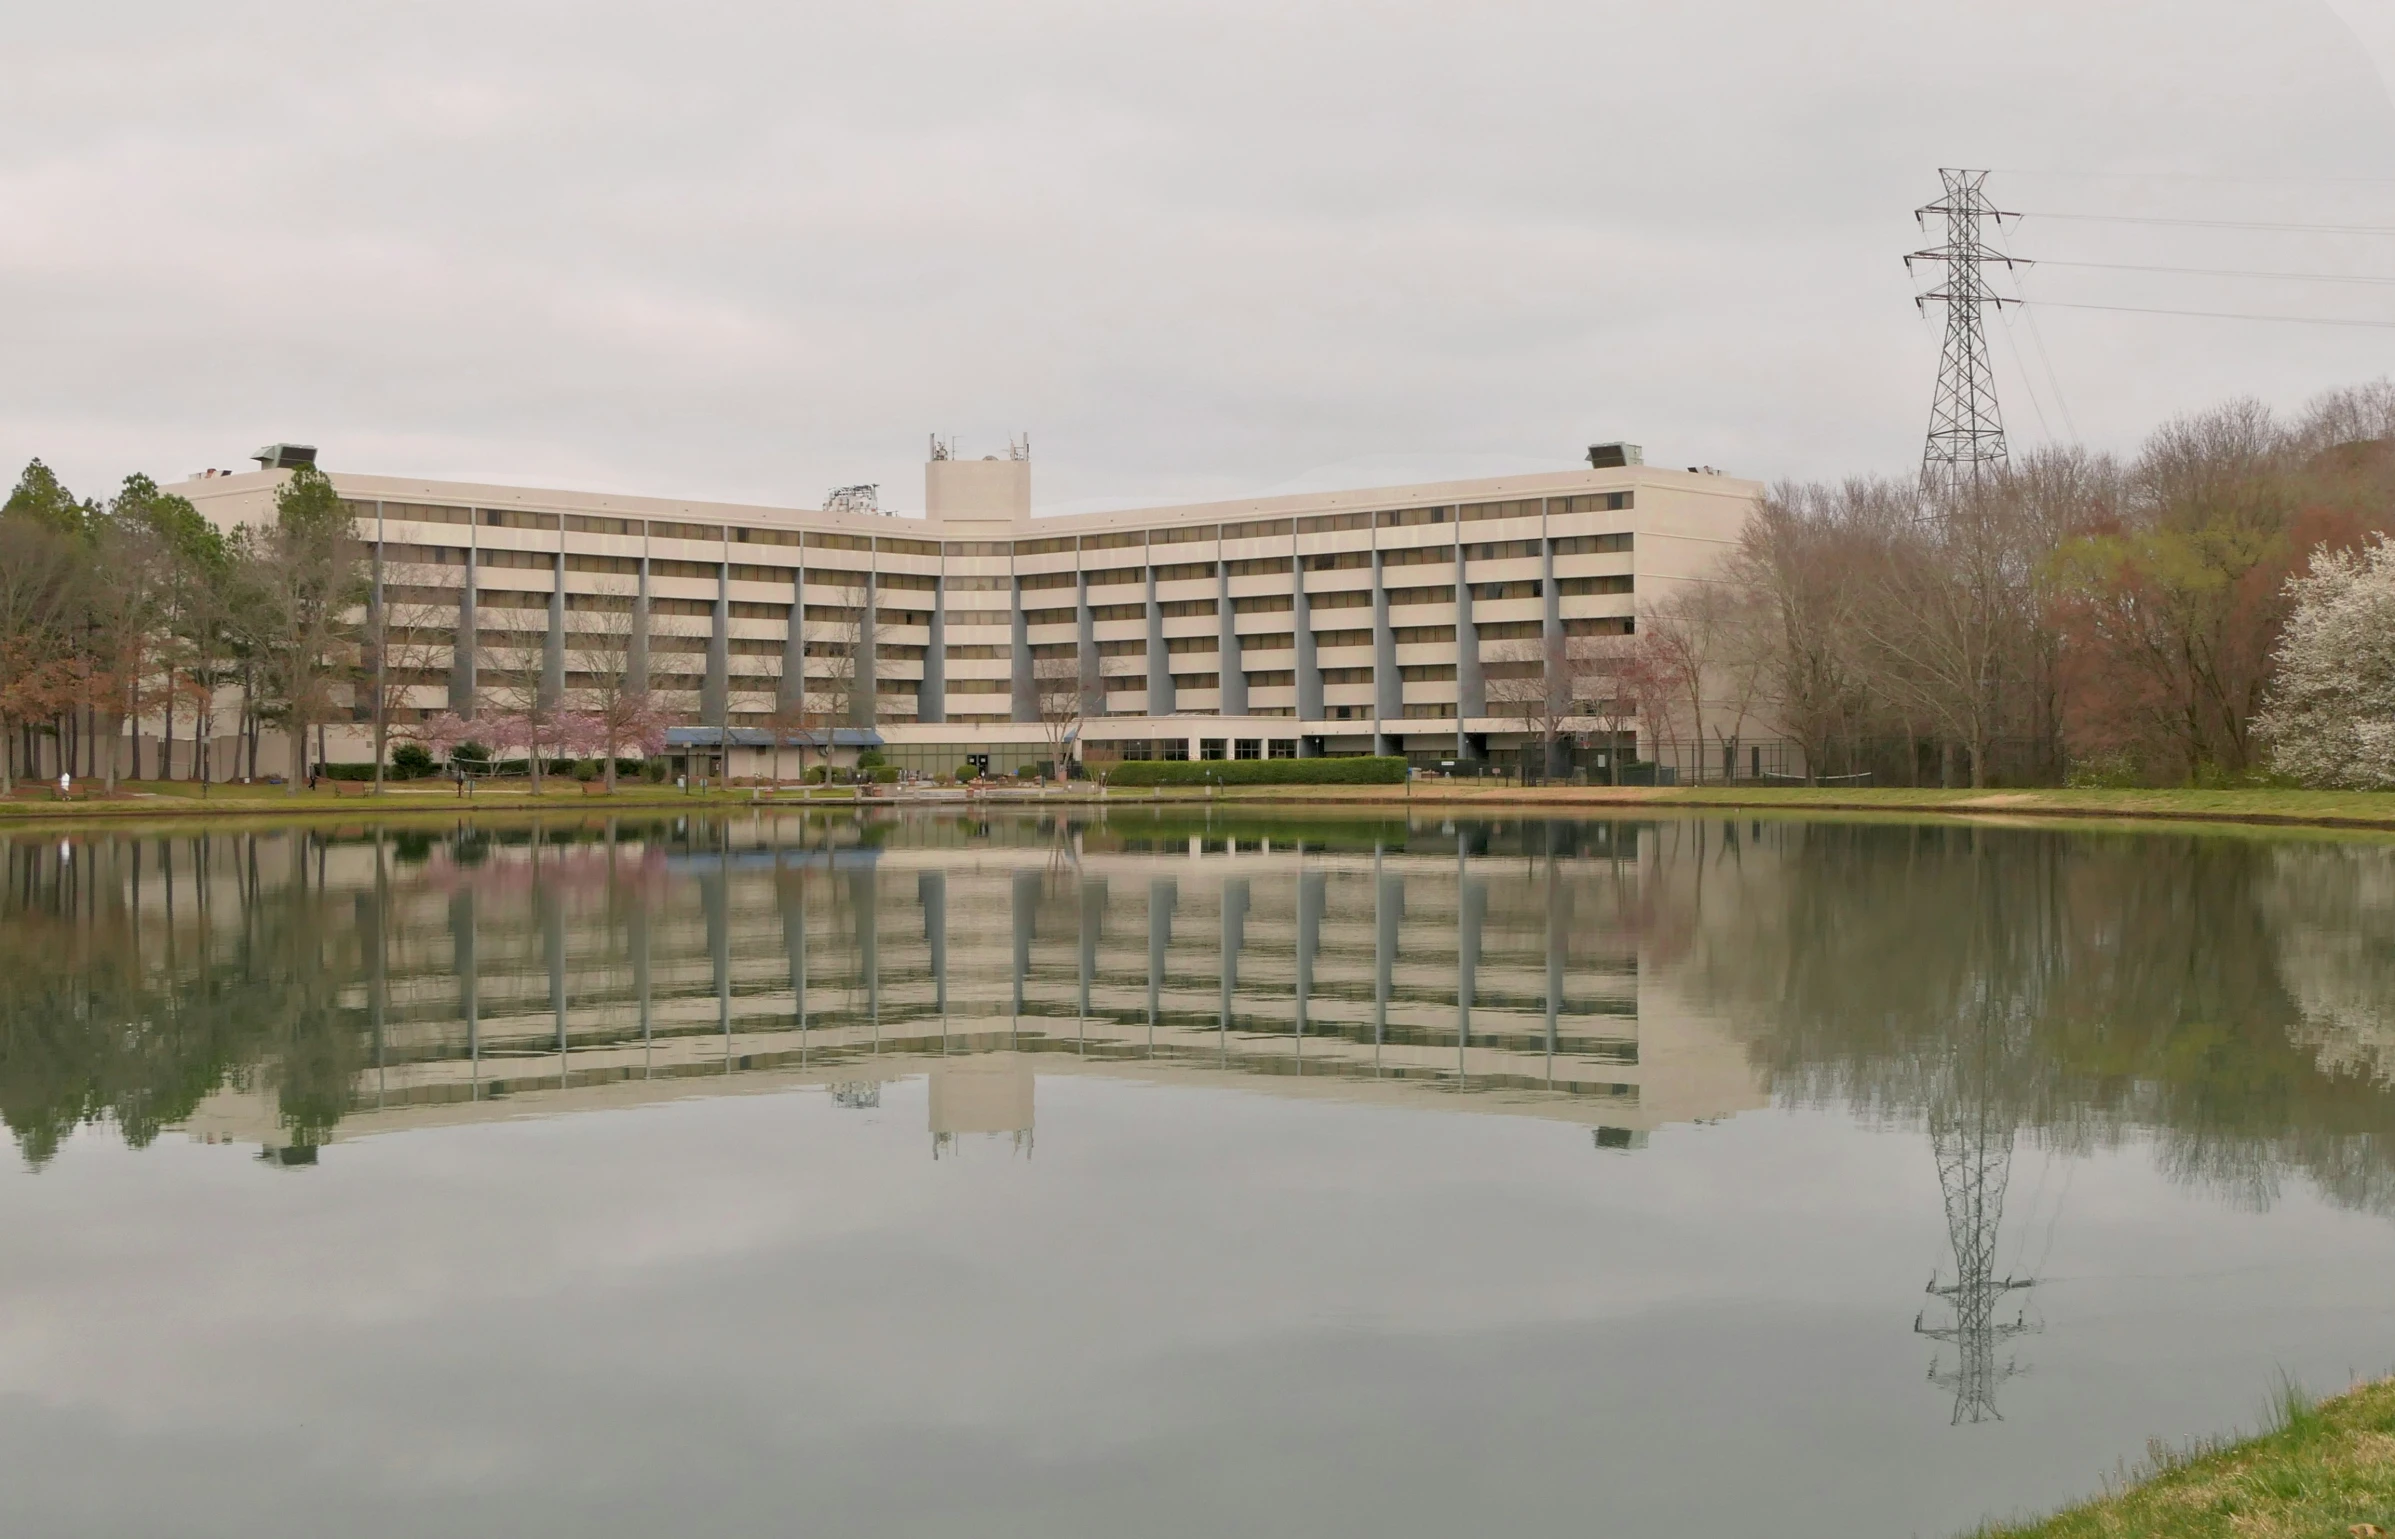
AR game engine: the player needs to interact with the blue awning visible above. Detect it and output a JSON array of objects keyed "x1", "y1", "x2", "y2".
[{"x1": 663, "y1": 726, "x2": 885, "y2": 750}]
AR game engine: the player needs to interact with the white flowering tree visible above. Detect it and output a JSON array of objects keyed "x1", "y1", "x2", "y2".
[{"x1": 2257, "y1": 536, "x2": 2395, "y2": 787}]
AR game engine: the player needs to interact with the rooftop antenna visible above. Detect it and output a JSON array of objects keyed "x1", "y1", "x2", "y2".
[{"x1": 1907, "y1": 169, "x2": 2025, "y2": 499}]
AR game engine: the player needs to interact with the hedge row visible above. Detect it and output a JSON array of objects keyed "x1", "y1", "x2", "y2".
[{"x1": 1105, "y1": 756, "x2": 1406, "y2": 787}]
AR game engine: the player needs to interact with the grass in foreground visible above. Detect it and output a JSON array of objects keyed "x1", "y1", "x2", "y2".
[{"x1": 1973, "y1": 1375, "x2": 2395, "y2": 1538}]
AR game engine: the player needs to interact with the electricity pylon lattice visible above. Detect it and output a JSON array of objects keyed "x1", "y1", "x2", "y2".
[
  {"x1": 1908, "y1": 169, "x2": 2022, "y2": 498},
  {"x1": 1913, "y1": 998, "x2": 2040, "y2": 1426}
]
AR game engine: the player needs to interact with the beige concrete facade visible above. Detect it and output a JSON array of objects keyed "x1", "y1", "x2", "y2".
[{"x1": 166, "y1": 448, "x2": 1765, "y2": 775}]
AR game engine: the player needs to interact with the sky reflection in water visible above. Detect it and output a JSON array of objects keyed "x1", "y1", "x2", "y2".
[{"x1": 0, "y1": 810, "x2": 2391, "y2": 1538}]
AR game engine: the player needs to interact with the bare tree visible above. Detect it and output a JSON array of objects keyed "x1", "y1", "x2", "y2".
[
  {"x1": 1483, "y1": 635, "x2": 1573, "y2": 779},
  {"x1": 1033, "y1": 650, "x2": 1083, "y2": 783},
  {"x1": 477, "y1": 607, "x2": 565, "y2": 793},
  {"x1": 562, "y1": 582, "x2": 676, "y2": 789},
  {"x1": 1641, "y1": 581, "x2": 1766, "y2": 783},
  {"x1": 365, "y1": 557, "x2": 467, "y2": 792}
]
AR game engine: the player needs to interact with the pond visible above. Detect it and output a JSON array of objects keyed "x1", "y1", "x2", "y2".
[{"x1": 2, "y1": 809, "x2": 2392, "y2": 1536}]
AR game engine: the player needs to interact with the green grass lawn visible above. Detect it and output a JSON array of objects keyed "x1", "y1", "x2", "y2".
[
  {"x1": 9, "y1": 778, "x2": 2395, "y2": 834},
  {"x1": 1973, "y1": 1376, "x2": 2395, "y2": 1538}
]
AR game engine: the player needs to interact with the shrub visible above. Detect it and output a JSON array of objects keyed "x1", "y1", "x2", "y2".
[
  {"x1": 955, "y1": 764, "x2": 980, "y2": 783},
  {"x1": 452, "y1": 741, "x2": 492, "y2": 770},
  {"x1": 391, "y1": 742, "x2": 436, "y2": 779},
  {"x1": 856, "y1": 748, "x2": 888, "y2": 770},
  {"x1": 321, "y1": 763, "x2": 378, "y2": 781},
  {"x1": 1107, "y1": 756, "x2": 1407, "y2": 788},
  {"x1": 805, "y1": 765, "x2": 828, "y2": 784},
  {"x1": 870, "y1": 765, "x2": 899, "y2": 783},
  {"x1": 640, "y1": 759, "x2": 669, "y2": 784},
  {"x1": 1016, "y1": 764, "x2": 1039, "y2": 779}
]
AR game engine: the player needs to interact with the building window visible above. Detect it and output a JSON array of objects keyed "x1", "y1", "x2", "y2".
[
  {"x1": 1200, "y1": 739, "x2": 1227, "y2": 760},
  {"x1": 1297, "y1": 511, "x2": 1372, "y2": 534},
  {"x1": 1302, "y1": 550, "x2": 1371, "y2": 572},
  {"x1": 1460, "y1": 498, "x2": 1540, "y2": 522},
  {"x1": 1161, "y1": 740, "x2": 1190, "y2": 760},
  {"x1": 1378, "y1": 506, "x2": 1449, "y2": 528},
  {"x1": 1269, "y1": 739, "x2": 1297, "y2": 758},
  {"x1": 1552, "y1": 492, "x2": 1633, "y2": 514},
  {"x1": 1235, "y1": 739, "x2": 1262, "y2": 759},
  {"x1": 1552, "y1": 532, "x2": 1634, "y2": 555},
  {"x1": 1557, "y1": 575, "x2": 1634, "y2": 596},
  {"x1": 1314, "y1": 628, "x2": 1373, "y2": 649},
  {"x1": 1224, "y1": 556, "x2": 1292, "y2": 576}
]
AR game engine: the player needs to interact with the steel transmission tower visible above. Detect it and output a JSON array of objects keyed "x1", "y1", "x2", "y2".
[{"x1": 1908, "y1": 169, "x2": 2022, "y2": 498}]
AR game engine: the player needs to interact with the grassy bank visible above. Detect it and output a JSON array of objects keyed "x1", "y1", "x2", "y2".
[
  {"x1": 1973, "y1": 1376, "x2": 2395, "y2": 1538},
  {"x1": 1105, "y1": 782, "x2": 2395, "y2": 832},
  {"x1": 7, "y1": 779, "x2": 2395, "y2": 836}
]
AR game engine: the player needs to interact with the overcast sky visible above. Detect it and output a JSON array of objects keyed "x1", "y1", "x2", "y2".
[{"x1": 7, "y1": 1, "x2": 2395, "y2": 516}]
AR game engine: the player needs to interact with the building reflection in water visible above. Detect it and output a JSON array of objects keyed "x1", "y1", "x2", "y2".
[{"x1": 0, "y1": 815, "x2": 1761, "y2": 1164}]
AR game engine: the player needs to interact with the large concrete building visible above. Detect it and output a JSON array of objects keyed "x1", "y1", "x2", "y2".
[{"x1": 173, "y1": 441, "x2": 1762, "y2": 775}]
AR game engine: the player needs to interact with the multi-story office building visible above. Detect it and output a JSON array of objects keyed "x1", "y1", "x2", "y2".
[{"x1": 173, "y1": 442, "x2": 1761, "y2": 774}]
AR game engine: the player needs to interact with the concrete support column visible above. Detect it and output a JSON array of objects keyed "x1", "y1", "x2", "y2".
[
  {"x1": 628, "y1": 554, "x2": 651, "y2": 695},
  {"x1": 1455, "y1": 542, "x2": 1483, "y2": 760},
  {"x1": 858, "y1": 571, "x2": 879, "y2": 727},
  {"x1": 1542, "y1": 527, "x2": 1565, "y2": 721},
  {"x1": 1077, "y1": 573, "x2": 1102, "y2": 719},
  {"x1": 1371, "y1": 548, "x2": 1399, "y2": 755},
  {"x1": 778, "y1": 566, "x2": 804, "y2": 711},
  {"x1": 541, "y1": 551, "x2": 565, "y2": 711},
  {"x1": 452, "y1": 545, "x2": 478, "y2": 718},
  {"x1": 1145, "y1": 569, "x2": 1175, "y2": 716},
  {"x1": 919, "y1": 575, "x2": 946, "y2": 724},
  {"x1": 702, "y1": 563, "x2": 730, "y2": 729},
  {"x1": 1010, "y1": 579, "x2": 1035, "y2": 724},
  {"x1": 1216, "y1": 564, "x2": 1247, "y2": 717},
  {"x1": 1294, "y1": 565, "x2": 1321, "y2": 723}
]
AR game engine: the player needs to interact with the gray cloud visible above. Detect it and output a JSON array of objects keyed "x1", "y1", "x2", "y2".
[{"x1": 4, "y1": 1, "x2": 2392, "y2": 512}]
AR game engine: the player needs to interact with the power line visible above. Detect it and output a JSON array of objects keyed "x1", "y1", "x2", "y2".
[
  {"x1": 2035, "y1": 258, "x2": 2395, "y2": 286},
  {"x1": 1993, "y1": 168, "x2": 2395, "y2": 187},
  {"x1": 1993, "y1": 222, "x2": 2080, "y2": 442},
  {"x1": 2020, "y1": 211, "x2": 2395, "y2": 236},
  {"x1": 2023, "y1": 298, "x2": 2395, "y2": 329}
]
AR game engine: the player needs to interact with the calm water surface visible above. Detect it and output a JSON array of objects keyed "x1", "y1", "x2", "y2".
[{"x1": 3, "y1": 810, "x2": 2393, "y2": 1537}]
